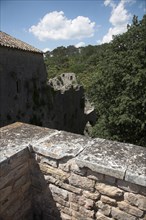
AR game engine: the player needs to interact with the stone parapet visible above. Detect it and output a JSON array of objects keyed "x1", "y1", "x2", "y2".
[{"x1": 0, "y1": 122, "x2": 146, "y2": 219}]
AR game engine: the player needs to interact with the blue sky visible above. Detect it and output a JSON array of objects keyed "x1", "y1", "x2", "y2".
[{"x1": 1, "y1": 0, "x2": 146, "y2": 51}]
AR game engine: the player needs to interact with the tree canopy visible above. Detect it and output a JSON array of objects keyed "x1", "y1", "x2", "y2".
[{"x1": 44, "y1": 15, "x2": 146, "y2": 147}]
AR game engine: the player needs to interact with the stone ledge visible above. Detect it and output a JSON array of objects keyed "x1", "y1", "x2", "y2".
[
  {"x1": 0, "y1": 122, "x2": 145, "y2": 187},
  {"x1": 32, "y1": 130, "x2": 89, "y2": 160},
  {"x1": 0, "y1": 122, "x2": 57, "y2": 162},
  {"x1": 75, "y1": 138, "x2": 146, "y2": 186}
]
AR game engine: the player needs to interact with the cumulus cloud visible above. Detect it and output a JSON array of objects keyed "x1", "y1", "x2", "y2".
[
  {"x1": 42, "y1": 48, "x2": 51, "y2": 52},
  {"x1": 109, "y1": 1, "x2": 131, "y2": 26},
  {"x1": 29, "y1": 11, "x2": 95, "y2": 41},
  {"x1": 75, "y1": 42, "x2": 86, "y2": 48},
  {"x1": 104, "y1": 0, "x2": 115, "y2": 8},
  {"x1": 101, "y1": 0, "x2": 132, "y2": 43}
]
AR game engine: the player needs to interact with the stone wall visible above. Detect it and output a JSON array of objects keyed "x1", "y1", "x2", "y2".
[
  {"x1": 0, "y1": 122, "x2": 146, "y2": 220},
  {"x1": 0, "y1": 47, "x2": 47, "y2": 128},
  {"x1": 35, "y1": 156, "x2": 146, "y2": 220},
  {"x1": 0, "y1": 147, "x2": 33, "y2": 220}
]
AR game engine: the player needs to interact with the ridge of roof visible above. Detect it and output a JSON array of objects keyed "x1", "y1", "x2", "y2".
[{"x1": 0, "y1": 31, "x2": 43, "y2": 54}]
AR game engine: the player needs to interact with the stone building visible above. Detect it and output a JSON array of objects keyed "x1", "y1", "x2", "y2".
[
  {"x1": 0, "y1": 31, "x2": 47, "y2": 127},
  {"x1": 0, "y1": 31, "x2": 96, "y2": 134}
]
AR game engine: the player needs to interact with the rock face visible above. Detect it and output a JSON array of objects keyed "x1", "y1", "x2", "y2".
[
  {"x1": 48, "y1": 72, "x2": 78, "y2": 92},
  {"x1": 47, "y1": 73, "x2": 96, "y2": 134},
  {"x1": 0, "y1": 122, "x2": 146, "y2": 220}
]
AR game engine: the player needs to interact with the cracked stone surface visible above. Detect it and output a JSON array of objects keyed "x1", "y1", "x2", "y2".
[
  {"x1": 76, "y1": 138, "x2": 146, "y2": 186},
  {"x1": 0, "y1": 122, "x2": 56, "y2": 161},
  {"x1": 33, "y1": 130, "x2": 90, "y2": 160},
  {"x1": 0, "y1": 122, "x2": 145, "y2": 186},
  {"x1": 125, "y1": 147, "x2": 146, "y2": 186}
]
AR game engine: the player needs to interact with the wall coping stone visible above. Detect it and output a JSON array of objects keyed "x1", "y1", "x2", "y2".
[{"x1": 0, "y1": 122, "x2": 145, "y2": 187}]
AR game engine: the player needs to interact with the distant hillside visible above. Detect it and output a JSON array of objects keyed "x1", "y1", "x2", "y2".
[{"x1": 44, "y1": 15, "x2": 146, "y2": 147}]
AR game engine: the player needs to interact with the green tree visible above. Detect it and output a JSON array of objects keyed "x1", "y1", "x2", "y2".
[
  {"x1": 44, "y1": 15, "x2": 146, "y2": 147},
  {"x1": 90, "y1": 15, "x2": 146, "y2": 146}
]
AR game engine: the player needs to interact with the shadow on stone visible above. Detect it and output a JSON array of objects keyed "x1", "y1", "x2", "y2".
[{"x1": 30, "y1": 156, "x2": 61, "y2": 220}]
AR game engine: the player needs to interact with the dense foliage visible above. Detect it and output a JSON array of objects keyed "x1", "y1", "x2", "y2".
[{"x1": 44, "y1": 15, "x2": 146, "y2": 147}]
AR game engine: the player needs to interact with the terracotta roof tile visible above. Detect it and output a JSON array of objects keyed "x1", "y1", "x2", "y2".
[{"x1": 0, "y1": 31, "x2": 43, "y2": 53}]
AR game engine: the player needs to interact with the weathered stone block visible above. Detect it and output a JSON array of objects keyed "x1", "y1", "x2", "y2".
[
  {"x1": 78, "y1": 197, "x2": 87, "y2": 206},
  {"x1": 69, "y1": 193, "x2": 85, "y2": 206},
  {"x1": 118, "y1": 201, "x2": 143, "y2": 217},
  {"x1": 125, "y1": 169, "x2": 146, "y2": 187},
  {"x1": 49, "y1": 184, "x2": 69, "y2": 201},
  {"x1": 141, "y1": 214, "x2": 146, "y2": 220},
  {"x1": 101, "y1": 195, "x2": 117, "y2": 206},
  {"x1": 61, "y1": 212, "x2": 71, "y2": 220},
  {"x1": 59, "y1": 158, "x2": 86, "y2": 175},
  {"x1": 69, "y1": 173, "x2": 95, "y2": 191},
  {"x1": 111, "y1": 207, "x2": 137, "y2": 220},
  {"x1": 56, "y1": 203, "x2": 72, "y2": 216},
  {"x1": 52, "y1": 194, "x2": 70, "y2": 207},
  {"x1": 117, "y1": 179, "x2": 144, "y2": 194},
  {"x1": 72, "y1": 210, "x2": 93, "y2": 220},
  {"x1": 40, "y1": 156, "x2": 58, "y2": 168},
  {"x1": 124, "y1": 192, "x2": 146, "y2": 211},
  {"x1": 83, "y1": 190, "x2": 100, "y2": 200},
  {"x1": 124, "y1": 192, "x2": 138, "y2": 206},
  {"x1": 70, "y1": 202, "x2": 79, "y2": 211},
  {"x1": 95, "y1": 183, "x2": 123, "y2": 198},
  {"x1": 57, "y1": 181, "x2": 82, "y2": 195},
  {"x1": 39, "y1": 163, "x2": 70, "y2": 182},
  {"x1": 69, "y1": 159, "x2": 87, "y2": 176},
  {"x1": 79, "y1": 206, "x2": 95, "y2": 218},
  {"x1": 84, "y1": 198, "x2": 94, "y2": 210},
  {"x1": 72, "y1": 210, "x2": 85, "y2": 219},
  {"x1": 87, "y1": 169, "x2": 104, "y2": 181},
  {"x1": 96, "y1": 212, "x2": 113, "y2": 220},
  {"x1": 134, "y1": 194, "x2": 146, "y2": 211},
  {"x1": 69, "y1": 193, "x2": 79, "y2": 203},
  {"x1": 96, "y1": 201, "x2": 111, "y2": 216},
  {"x1": 44, "y1": 175, "x2": 57, "y2": 184}
]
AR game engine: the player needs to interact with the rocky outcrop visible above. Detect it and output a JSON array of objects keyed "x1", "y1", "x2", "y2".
[{"x1": 46, "y1": 73, "x2": 96, "y2": 135}]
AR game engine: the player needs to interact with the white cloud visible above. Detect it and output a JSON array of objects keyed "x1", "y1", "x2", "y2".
[
  {"x1": 109, "y1": 1, "x2": 131, "y2": 26},
  {"x1": 75, "y1": 42, "x2": 86, "y2": 48},
  {"x1": 42, "y1": 48, "x2": 51, "y2": 52},
  {"x1": 101, "y1": 0, "x2": 132, "y2": 43},
  {"x1": 101, "y1": 26, "x2": 126, "y2": 43},
  {"x1": 29, "y1": 11, "x2": 95, "y2": 41},
  {"x1": 104, "y1": 0, "x2": 115, "y2": 8}
]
